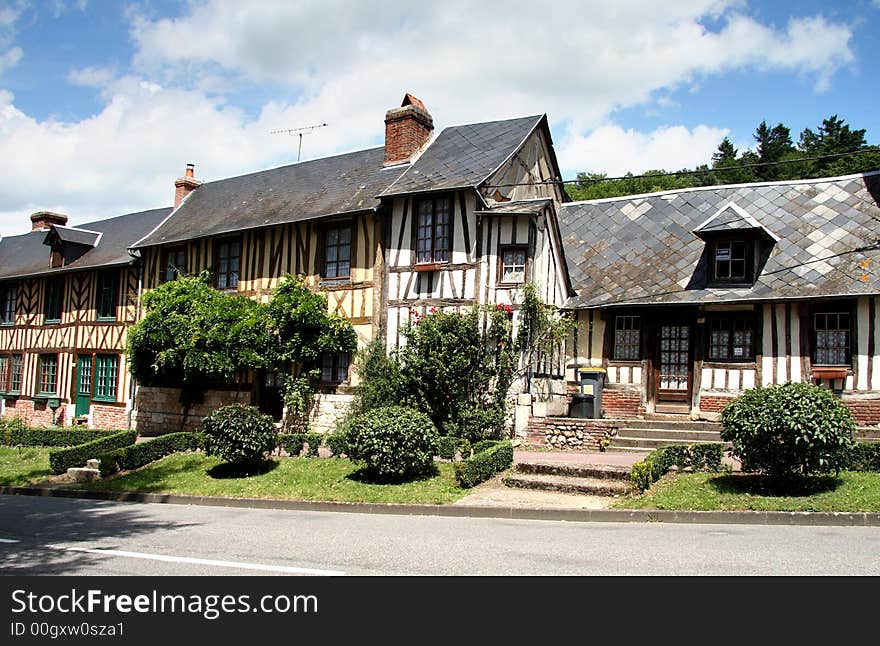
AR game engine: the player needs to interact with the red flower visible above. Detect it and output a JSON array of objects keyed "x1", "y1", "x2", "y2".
[{"x1": 429, "y1": 307, "x2": 438, "y2": 314}]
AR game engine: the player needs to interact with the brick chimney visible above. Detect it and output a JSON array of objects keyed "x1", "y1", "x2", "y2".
[
  {"x1": 174, "y1": 163, "x2": 201, "y2": 208},
  {"x1": 30, "y1": 211, "x2": 68, "y2": 231},
  {"x1": 384, "y1": 93, "x2": 433, "y2": 166}
]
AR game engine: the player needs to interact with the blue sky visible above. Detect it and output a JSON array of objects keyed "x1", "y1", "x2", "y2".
[{"x1": 0, "y1": 0, "x2": 878, "y2": 235}]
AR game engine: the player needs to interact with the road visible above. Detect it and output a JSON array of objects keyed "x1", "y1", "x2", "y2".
[{"x1": 1, "y1": 496, "x2": 879, "y2": 576}]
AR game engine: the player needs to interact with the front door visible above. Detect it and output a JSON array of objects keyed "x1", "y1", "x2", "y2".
[
  {"x1": 657, "y1": 324, "x2": 691, "y2": 403},
  {"x1": 75, "y1": 355, "x2": 92, "y2": 417}
]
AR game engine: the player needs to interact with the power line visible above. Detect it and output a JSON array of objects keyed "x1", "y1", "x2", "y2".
[{"x1": 485, "y1": 146, "x2": 880, "y2": 189}]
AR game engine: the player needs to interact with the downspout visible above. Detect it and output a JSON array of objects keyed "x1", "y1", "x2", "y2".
[{"x1": 126, "y1": 250, "x2": 144, "y2": 431}]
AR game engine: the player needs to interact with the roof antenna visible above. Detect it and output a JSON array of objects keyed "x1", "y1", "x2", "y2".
[{"x1": 270, "y1": 123, "x2": 328, "y2": 161}]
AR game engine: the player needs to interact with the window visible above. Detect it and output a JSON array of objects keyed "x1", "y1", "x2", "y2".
[
  {"x1": 814, "y1": 311, "x2": 851, "y2": 366},
  {"x1": 613, "y1": 315, "x2": 641, "y2": 361},
  {"x1": 38, "y1": 354, "x2": 58, "y2": 395},
  {"x1": 0, "y1": 356, "x2": 8, "y2": 393},
  {"x1": 44, "y1": 278, "x2": 64, "y2": 323},
  {"x1": 323, "y1": 225, "x2": 352, "y2": 280},
  {"x1": 9, "y1": 355, "x2": 22, "y2": 393},
  {"x1": 215, "y1": 238, "x2": 241, "y2": 289},
  {"x1": 93, "y1": 354, "x2": 118, "y2": 402},
  {"x1": 713, "y1": 240, "x2": 748, "y2": 282},
  {"x1": 161, "y1": 247, "x2": 187, "y2": 283},
  {"x1": 708, "y1": 316, "x2": 754, "y2": 361},
  {"x1": 500, "y1": 246, "x2": 527, "y2": 284},
  {"x1": 415, "y1": 196, "x2": 450, "y2": 264},
  {"x1": 321, "y1": 353, "x2": 350, "y2": 384},
  {"x1": 0, "y1": 284, "x2": 16, "y2": 324},
  {"x1": 96, "y1": 271, "x2": 117, "y2": 320}
]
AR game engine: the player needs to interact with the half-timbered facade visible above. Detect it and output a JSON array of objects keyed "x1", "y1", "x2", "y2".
[
  {"x1": 0, "y1": 208, "x2": 171, "y2": 428},
  {"x1": 559, "y1": 172, "x2": 880, "y2": 424}
]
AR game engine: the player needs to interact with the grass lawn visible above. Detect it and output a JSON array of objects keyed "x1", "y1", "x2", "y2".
[
  {"x1": 81, "y1": 452, "x2": 469, "y2": 505},
  {"x1": 0, "y1": 446, "x2": 54, "y2": 487},
  {"x1": 616, "y1": 471, "x2": 880, "y2": 512}
]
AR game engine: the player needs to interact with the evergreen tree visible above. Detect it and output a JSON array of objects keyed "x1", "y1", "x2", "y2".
[
  {"x1": 753, "y1": 121, "x2": 795, "y2": 180},
  {"x1": 799, "y1": 115, "x2": 868, "y2": 173}
]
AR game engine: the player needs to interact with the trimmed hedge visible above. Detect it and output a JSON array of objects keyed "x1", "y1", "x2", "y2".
[
  {"x1": 304, "y1": 432, "x2": 322, "y2": 458},
  {"x1": 346, "y1": 406, "x2": 439, "y2": 481},
  {"x1": 2, "y1": 426, "x2": 120, "y2": 448},
  {"x1": 847, "y1": 442, "x2": 880, "y2": 472},
  {"x1": 97, "y1": 432, "x2": 205, "y2": 477},
  {"x1": 630, "y1": 443, "x2": 725, "y2": 491},
  {"x1": 437, "y1": 436, "x2": 458, "y2": 461},
  {"x1": 453, "y1": 440, "x2": 513, "y2": 488},
  {"x1": 202, "y1": 404, "x2": 278, "y2": 466},
  {"x1": 325, "y1": 432, "x2": 348, "y2": 457},
  {"x1": 471, "y1": 439, "x2": 502, "y2": 455},
  {"x1": 49, "y1": 430, "x2": 137, "y2": 474}
]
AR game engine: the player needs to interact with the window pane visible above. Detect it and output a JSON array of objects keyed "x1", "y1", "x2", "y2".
[
  {"x1": 0, "y1": 356, "x2": 8, "y2": 392},
  {"x1": 39, "y1": 355, "x2": 57, "y2": 394},
  {"x1": 613, "y1": 316, "x2": 640, "y2": 360},
  {"x1": 10, "y1": 355, "x2": 22, "y2": 391},
  {"x1": 814, "y1": 311, "x2": 850, "y2": 365},
  {"x1": 95, "y1": 355, "x2": 118, "y2": 400}
]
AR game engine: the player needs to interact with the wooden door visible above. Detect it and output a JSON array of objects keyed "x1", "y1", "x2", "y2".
[
  {"x1": 657, "y1": 324, "x2": 690, "y2": 402},
  {"x1": 75, "y1": 355, "x2": 92, "y2": 417}
]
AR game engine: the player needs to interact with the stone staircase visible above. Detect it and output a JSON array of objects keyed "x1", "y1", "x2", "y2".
[
  {"x1": 607, "y1": 417, "x2": 724, "y2": 452},
  {"x1": 503, "y1": 459, "x2": 632, "y2": 497}
]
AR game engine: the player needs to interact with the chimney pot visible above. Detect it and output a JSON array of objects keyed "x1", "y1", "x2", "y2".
[
  {"x1": 174, "y1": 163, "x2": 202, "y2": 208},
  {"x1": 384, "y1": 93, "x2": 433, "y2": 166}
]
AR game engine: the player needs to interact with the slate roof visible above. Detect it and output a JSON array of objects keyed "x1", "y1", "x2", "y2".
[
  {"x1": 0, "y1": 207, "x2": 171, "y2": 280},
  {"x1": 135, "y1": 147, "x2": 405, "y2": 248},
  {"x1": 48, "y1": 225, "x2": 101, "y2": 247},
  {"x1": 559, "y1": 172, "x2": 880, "y2": 308},
  {"x1": 379, "y1": 115, "x2": 544, "y2": 197}
]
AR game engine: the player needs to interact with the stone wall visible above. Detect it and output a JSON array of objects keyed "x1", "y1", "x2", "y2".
[
  {"x1": 133, "y1": 386, "x2": 251, "y2": 436},
  {"x1": 526, "y1": 417, "x2": 620, "y2": 450},
  {"x1": 308, "y1": 392, "x2": 354, "y2": 434}
]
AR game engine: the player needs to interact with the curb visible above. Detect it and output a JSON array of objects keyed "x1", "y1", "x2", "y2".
[{"x1": 2, "y1": 485, "x2": 879, "y2": 526}]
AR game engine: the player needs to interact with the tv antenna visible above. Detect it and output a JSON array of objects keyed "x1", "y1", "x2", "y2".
[{"x1": 270, "y1": 123, "x2": 328, "y2": 161}]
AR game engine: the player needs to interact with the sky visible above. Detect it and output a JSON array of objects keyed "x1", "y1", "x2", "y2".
[{"x1": 0, "y1": 0, "x2": 878, "y2": 236}]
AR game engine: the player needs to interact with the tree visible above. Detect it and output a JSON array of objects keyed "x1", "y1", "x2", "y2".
[
  {"x1": 799, "y1": 115, "x2": 869, "y2": 174},
  {"x1": 753, "y1": 120, "x2": 795, "y2": 180}
]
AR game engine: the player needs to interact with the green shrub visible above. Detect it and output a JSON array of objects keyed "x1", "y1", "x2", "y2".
[
  {"x1": 630, "y1": 460, "x2": 655, "y2": 491},
  {"x1": 457, "y1": 438, "x2": 472, "y2": 460},
  {"x1": 629, "y1": 443, "x2": 726, "y2": 491},
  {"x1": 454, "y1": 440, "x2": 513, "y2": 488},
  {"x1": 304, "y1": 432, "x2": 323, "y2": 458},
  {"x1": 346, "y1": 406, "x2": 438, "y2": 481},
  {"x1": 436, "y1": 436, "x2": 458, "y2": 460},
  {"x1": 721, "y1": 382, "x2": 856, "y2": 479},
  {"x1": 49, "y1": 430, "x2": 137, "y2": 474},
  {"x1": 444, "y1": 403, "x2": 505, "y2": 442},
  {"x1": 279, "y1": 433, "x2": 305, "y2": 457},
  {"x1": 97, "y1": 432, "x2": 204, "y2": 477},
  {"x1": 325, "y1": 431, "x2": 348, "y2": 457},
  {"x1": 471, "y1": 439, "x2": 501, "y2": 455},
  {"x1": 847, "y1": 442, "x2": 880, "y2": 472},
  {"x1": 202, "y1": 404, "x2": 279, "y2": 466},
  {"x1": 2, "y1": 426, "x2": 120, "y2": 448}
]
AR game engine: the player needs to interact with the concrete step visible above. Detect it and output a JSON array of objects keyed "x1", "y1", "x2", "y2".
[
  {"x1": 502, "y1": 473, "x2": 631, "y2": 497},
  {"x1": 515, "y1": 461, "x2": 631, "y2": 481},
  {"x1": 610, "y1": 419, "x2": 722, "y2": 432},
  {"x1": 618, "y1": 427, "x2": 722, "y2": 442},
  {"x1": 610, "y1": 436, "x2": 726, "y2": 450}
]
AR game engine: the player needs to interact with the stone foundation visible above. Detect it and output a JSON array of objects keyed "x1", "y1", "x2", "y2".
[
  {"x1": 699, "y1": 394, "x2": 736, "y2": 413},
  {"x1": 1, "y1": 398, "x2": 58, "y2": 427},
  {"x1": 526, "y1": 417, "x2": 620, "y2": 450},
  {"x1": 308, "y1": 392, "x2": 354, "y2": 434},
  {"x1": 91, "y1": 403, "x2": 129, "y2": 430},
  {"x1": 133, "y1": 386, "x2": 252, "y2": 436}
]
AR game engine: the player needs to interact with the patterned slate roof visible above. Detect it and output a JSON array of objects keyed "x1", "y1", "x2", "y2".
[
  {"x1": 559, "y1": 172, "x2": 880, "y2": 308},
  {"x1": 379, "y1": 115, "x2": 544, "y2": 197},
  {"x1": 0, "y1": 207, "x2": 171, "y2": 280},
  {"x1": 135, "y1": 147, "x2": 405, "y2": 248}
]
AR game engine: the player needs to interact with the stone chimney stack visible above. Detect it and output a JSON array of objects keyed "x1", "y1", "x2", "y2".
[
  {"x1": 174, "y1": 163, "x2": 201, "y2": 208},
  {"x1": 384, "y1": 93, "x2": 433, "y2": 166},
  {"x1": 30, "y1": 211, "x2": 68, "y2": 231}
]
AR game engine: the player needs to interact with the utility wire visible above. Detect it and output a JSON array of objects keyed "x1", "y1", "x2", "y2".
[{"x1": 485, "y1": 146, "x2": 880, "y2": 189}]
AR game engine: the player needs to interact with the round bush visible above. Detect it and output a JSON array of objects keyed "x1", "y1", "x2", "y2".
[
  {"x1": 720, "y1": 382, "x2": 856, "y2": 479},
  {"x1": 202, "y1": 403, "x2": 279, "y2": 465},
  {"x1": 346, "y1": 406, "x2": 439, "y2": 481}
]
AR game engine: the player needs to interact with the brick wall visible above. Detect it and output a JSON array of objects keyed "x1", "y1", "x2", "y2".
[
  {"x1": 601, "y1": 387, "x2": 644, "y2": 419},
  {"x1": 91, "y1": 404, "x2": 128, "y2": 430},
  {"x1": 842, "y1": 395, "x2": 880, "y2": 426},
  {"x1": 133, "y1": 386, "x2": 252, "y2": 436},
  {"x1": 526, "y1": 417, "x2": 621, "y2": 450},
  {"x1": 1, "y1": 398, "x2": 62, "y2": 427},
  {"x1": 699, "y1": 395, "x2": 736, "y2": 413}
]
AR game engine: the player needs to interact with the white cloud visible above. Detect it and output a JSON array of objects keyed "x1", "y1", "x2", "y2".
[
  {"x1": 558, "y1": 124, "x2": 730, "y2": 176},
  {"x1": 67, "y1": 65, "x2": 116, "y2": 88},
  {"x1": 0, "y1": 46, "x2": 21, "y2": 73},
  {"x1": 0, "y1": 1, "x2": 860, "y2": 236}
]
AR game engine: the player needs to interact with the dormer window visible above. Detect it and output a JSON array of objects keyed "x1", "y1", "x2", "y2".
[{"x1": 712, "y1": 240, "x2": 750, "y2": 283}]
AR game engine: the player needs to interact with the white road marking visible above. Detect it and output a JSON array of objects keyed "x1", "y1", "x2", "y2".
[
  {"x1": 45, "y1": 545, "x2": 344, "y2": 576},
  {"x1": 0, "y1": 538, "x2": 20, "y2": 543}
]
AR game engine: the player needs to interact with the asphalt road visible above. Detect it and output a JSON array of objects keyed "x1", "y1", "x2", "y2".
[{"x1": 1, "y1": 496, "x2": 879, "y2": 576}]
